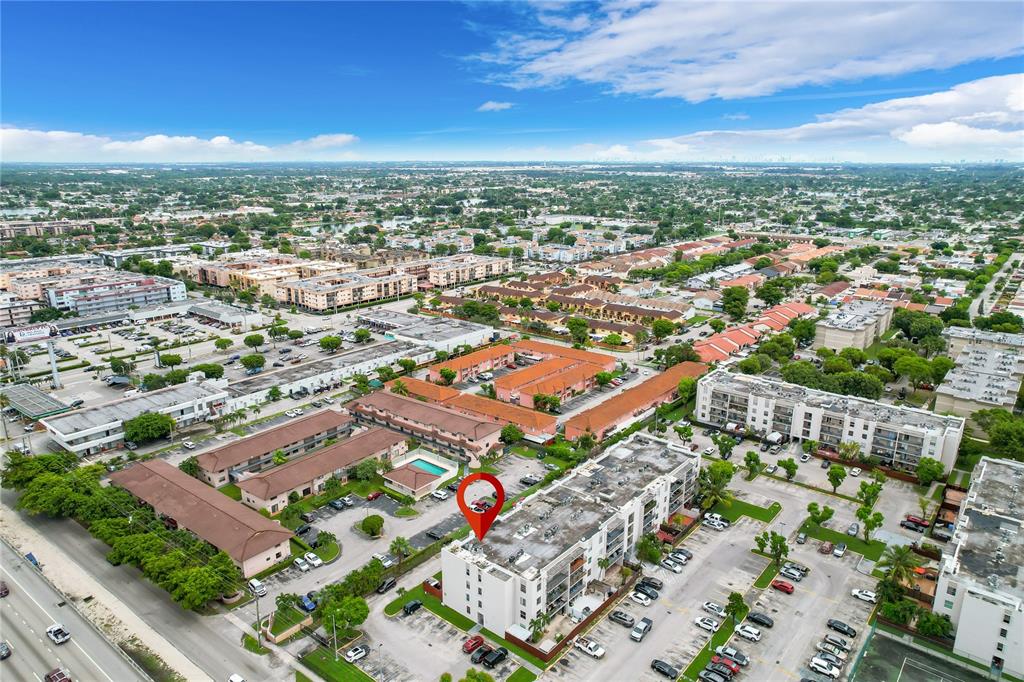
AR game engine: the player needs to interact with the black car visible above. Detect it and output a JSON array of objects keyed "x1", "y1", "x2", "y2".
[
  {"x1": 520, "y1": 476, "x2": 540, "y2": 486},
  {"x1": 634, "y1": 583, "x2": 659, "y2": 600},
  {"x1": 639, "y1": 576, "x2": 664, "y2": 591},
  {"x1": 0, "y1": 641, "x2": 9, "y2": 660},
  {"x1": 403, "y1": 600, "x2": 423, "y2": 616},
  {"x1": 672, "y1": 547, "x2": 693, "y2": 560},
  {"x1": 820, "y1": 459, "x2": 830, "y2": 469},
  {"x1": 900, "y1": 520, "x2": 926, "y2": 533},
  {"x1": 759, "y1": 442, "x2": 770, "y2": 452},
  {"x1": 426, "y1": 529, "x2": 444, "y2": 540},
  {"x1": 651, "y1": 659, "x2": 679, "y2": 679},
  {"x1": 482, "y1": 646, "x2": 508, "y2": 668},
  {"x1": 698, "y1": 672, "x2": 727, "y2": 682},
  {"x1": 747, "y1": 612, "x2": 774, "y2": 628},
  {"x1": 295, "y1": 523, "x2": 311, "y2": 536},
  {"x1": 471, "y1": 645, "x2": 492, "y2": 665},
  {"x1": 705, "y1": 662, "x2": 735, "y2": 679},
  {"x1": 376, "y1": 577, "x2": 397, "y2": 594},
  {"x1": 609, "y1": 610, "x2": 635, "y2": 627},
  {"x1": 827, "y1": 619, "x2": 857, "y2": 638}
]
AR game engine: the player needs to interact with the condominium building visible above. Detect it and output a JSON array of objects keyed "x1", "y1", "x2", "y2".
[
  {"x1": 425, "y1": 254, "x2": 514, "y2": 287},
  {"x1": 357, "y1": 310, "x2": 495, "y2": 353},
  {"x1": 428, "y1": 345, "x2": 517, "y2": 383},
  {"x1": 99, "y1": 245, "x2": 194, "y2": 267},
  {"x1": 695, "y1": 369, "x2": 965, "y2": 472},
  {"x1": 41, "y1": 271, "x2": 187, "y2": 315},
  {"x1": 195, "y1": 410, "x2": 354, "y2": 487},
  {"x1": 0, "y1": 298, "x2": 41, "y2": 327},
  {"x1": 110, "y1": 459, "x2": 293, "y2": 578},
  {"x1": 934, "y1": 347, "x2": 1024, "y2": 418},
  {"x1": 812, "y1": 300, "x2": 894, "y2": 351},
  {"x1": 238, "y1": 427, "x2": 407, "y2": 514},
  {"x1": 494, "y1": 357, "x2": 603, "y2": 409},
  {"x1": 346, "y1": 391, "x2": 502, "y2": 466},
  {"x1": 441, "y1": 434, "x2": 700, "y2": 636},
  {"x1": 278, "y1": 267, "x2": 418, "y2": 311},
  {"x1": 42, "y1": 380, "x2": 229, "y2": 456},
  {"x1": 934, "y1": 457, "x2": 1024, "y2": 679},
  {"x1": 943, "y1": 327, "x2": 1024, "y2": 358}
]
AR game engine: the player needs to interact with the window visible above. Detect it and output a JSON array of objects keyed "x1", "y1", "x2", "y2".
[
  {"x1": 520, "y1": 610, "x2": 526, "y2": 619},
  {"x1": 1000, "y1": 628, "x2": 1007, "y2": 638},
  {"x1": 1003, "y1": 614, "x2": 1011, "y2": 624},
  {"x1": 944, "y1": 600, "x2": 954, "y2": 609},
  {"x1": 997, "y1": 643, "x2": 1004, "y2": 652},
  {"x1": 946, "y1": 585, "x2": 957, "y2": 596},
  {"x1": 466, "y1": 606, "x2": 471, "y2": 614},
  {"x1": 520, "y1": 598, "x2": 526, "y2": 606},
  {"x1": 477, "y1": 600, "x2": 482, "y2": 608},
  {"x1": 466, "y1": 568, "x2": 470, "y2": 575},
  {"x1": 520, "y1": 584, "x2": 526, "y2": 593},
  {"x1": 478, "y1": 588, "x2": 482, "y2": 595}
]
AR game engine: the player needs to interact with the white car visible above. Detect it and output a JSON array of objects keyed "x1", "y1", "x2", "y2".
[
  {"x1": 703, "y1": 446, "x2": 716, "y2": 455},
  {"x1": 851, "y1": 589, "x2": 877, "y2": 604},
  {"x1": 285, "y1": 410, "x2": 297, "y2": 418},
  {"x1": 630, "y1": 592, "x2": 652, "y2": 607},
  {"x1": 293, "y1": 408, "x2": 304, "y2": 415},
  {"x1": 294, "y1": 556, "x2": 310, "y2": 572},
  {"x1": 850, "y1": 467, "x2": 862, "y2": 477},
  {"x1": 702, "y1": 601, "x2": 726, "y2": 617},
  {"x1": 736, "y1": 624, "x2": 761, "y2": 642},
  {"x1": 704, "y1": 513, "x2": 730, "y2": 527},
  {"x1": 816, "y1": 642, "x2": 849, "y2": 661},
  {"x1": 371, "y1": 553, "x2": 397, "y2": 568},
  {"x1": 694, "y1": 617, "x2": 720, "y2": 633},
  {"x1": 809, "y1": 657, "x2": 841, "y2": 679},
  {"x1": 704, "y1": 519, "x2": 727, "y2": 531},
  {"x1": 431, "y1": 489, "x2": 450, "y2": 501},
  {"x1": 304, "y1": 552, "x2": 323, "y2": 568},
  {"x1": 46, "y1": 624, "x2": 71, "y2": 645},
  {"x1": 182, "y1": 440, "x2": 196, "y2": 450},
  {"x1": 573, "y1": 636, "x2": 606, "y2": 659},
  {"x1": 344, "y1": 645, "x2": 369, "y2": 663},
  {"x1": 661, "y1": 558, "x2": 683, "y2": 573},
  {"x1": 764, "y1": 464, "x2": 778, "y2": 474},
  {"x1": 800, "y1": 453, "x2": 811, "y2": 463}
]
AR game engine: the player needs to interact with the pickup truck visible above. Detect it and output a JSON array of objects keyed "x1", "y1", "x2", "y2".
[{"x1": 574, "y1": 636, "x2": 606, "y2": 659}]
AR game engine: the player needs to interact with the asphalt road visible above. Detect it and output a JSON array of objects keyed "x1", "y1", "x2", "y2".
[{"x1": 0, "y1": 541, "x2": 145, "y2": 682}]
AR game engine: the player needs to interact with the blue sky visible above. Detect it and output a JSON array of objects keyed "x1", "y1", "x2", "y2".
[{"x1": 2, "y1": 1, "x2": 1022, "y2": 162}]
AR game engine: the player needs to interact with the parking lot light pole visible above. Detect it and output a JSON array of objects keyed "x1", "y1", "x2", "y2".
[
  {"x1": 332, "y1": 615, "x2": 337, "y2": 661},
  {"x1": 255, "y1": 595, "x2": 262, "y2": 647}
]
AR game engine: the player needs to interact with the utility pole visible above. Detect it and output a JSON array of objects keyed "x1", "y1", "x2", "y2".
[
  {"x1": 332, "y1": 614, "x2": 338, "y2": 661},
  {"x1": 255, "y1": 595, "x2": 262, "y2": 647},
  {"x1": 47, "y1": 341, "x2": 62, "y2": 390}
]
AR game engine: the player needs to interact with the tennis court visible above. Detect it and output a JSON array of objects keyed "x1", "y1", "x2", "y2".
[{"x1": 853, "y1": 631, "x2": 991, "y2": 682}]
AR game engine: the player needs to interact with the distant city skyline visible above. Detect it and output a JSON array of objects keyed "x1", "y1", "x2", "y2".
[{"x1": 1, "y1": 1, "x2": 1021, "y2": 163}]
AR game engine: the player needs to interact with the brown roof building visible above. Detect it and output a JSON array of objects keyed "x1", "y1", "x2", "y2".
[
  {"x1": 384, "y1": 377, "x2": 460, "y2": 403},
  {"x1": 195, "y1": 410, "x2": 353, "y2": 487},
  {"x1": 445, "y1": 392, "x2": 558, "y2": 439},
  {"x1": 237, "y1": 427, "x2": 407, "y2": 513},
  {"x1": 564, "y1": 362, "x2": 707, "y2": 442},
  {"x1": 427, "y1": 345, "x2": 516, "y2": 383},
  {"x1": 109, "y1": 459, "x2": 293, "y2": 577},
  {"x1": 511, "y1": 338, "x2": 617, "y2": 372}
]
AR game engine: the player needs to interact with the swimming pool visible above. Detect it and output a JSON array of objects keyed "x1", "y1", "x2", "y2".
[{"x1": 409, "y1": 458, "x2": 447, "y2": 476}]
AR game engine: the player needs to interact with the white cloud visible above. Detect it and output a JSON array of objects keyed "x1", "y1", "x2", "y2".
[
  {"x1": 484, "y1": 1, "x2": 1024, "y2": 102},
  {"x1": 477, "y1": 100, "x2": 515, "y2": 112},
  {"x1": 560, "y1": 74, "x2": 1024, "y2": 162},
  {"x1": 0, "y1": 129, "x2": 358, "y2": 162}
]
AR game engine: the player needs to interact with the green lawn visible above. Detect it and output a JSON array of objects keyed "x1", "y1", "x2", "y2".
[
  {"x1": 710, "y1": 498, "x2": 781, "y2": 524},
  {"x1": 219, "y1": 483, "x2": 242, "y2": 501},
  {"x1": 511, "y1": 446, "x2": 538, "y2": 459},
  {"x1": 798, "y1": 519, "x2": 887, "y2": 561},
  {"x1": 507, "y1": 667, "x2": 538, "y2": 682},
  {"x1": 300, "y1": 649, "x2": 374, "y2": 682},
  {"x1": 681, "y1": 604, "x2": 749, "y2": 681},
  {"x1": 296, "y1": 672, "x2": 313, "y2": 682},
  {"x1": 541, "y1": 455, "x2": 569, "y2": 470},
  {"x1": 395, "y1": 506, "x2": 418, "y2": 517},
  {"x1": 315, "y1": 540, "x2": 340, "y2": 563},
  {"x1": 241, "y1": 633, "x2": 269, "y2": 655},
  {"x1": 270, "y1": 606, "x2": 307, "y2": 637},
  {"x1": 752, "y1": 553, "x2": 780, "y2": 588}
]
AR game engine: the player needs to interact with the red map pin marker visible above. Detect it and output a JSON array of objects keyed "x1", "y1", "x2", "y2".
[{"x1": 457, "y1": 473, "x2": 505, "y2": 541}]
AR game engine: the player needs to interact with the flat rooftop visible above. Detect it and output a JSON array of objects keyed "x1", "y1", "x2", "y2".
[
  {"x1": 935, "y1": 347, "x2": 1024, "y2": 406},
  {"x1": 393, "y1": 317, "x2": 491, "y2": 343},
  {"x1": 455, "y1": 435, "x2": 697, "y2": 576},
  {"x1": 44, "y1": 382, "x2": 226, "y2": 435},
  {"x1": 702, "y1": 369, "x2": 964, "y2": 434},
  {"x1": 947, "y1": 458, "x2": 1024, "y2": 601},
  {"x1": 225, "y1": 341, "x2": 424, "y2": 396},
  {"x1": 943, "y1": 327, "x2": 1024, "y2": 349},
  {"x1": 0, "y1": 383, "x2": 71, "y2": 419},
  {"x1": 817, "y1": 300, "x2": 891, "y2": 330}
]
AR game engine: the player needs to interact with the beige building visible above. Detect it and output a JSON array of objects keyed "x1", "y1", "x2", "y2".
[
  {"x1": 238, "y1": 427, "x2": 407, "y2": 513},
  {"x1": 813, "y1": 300, "x2": 894, "y2": 351},
  {"x1": 934, "y1": 347, "x2": 1024, "y2": 419},
  {"x1": 943, "y1": 327, "x2": 1024, "y2": 358},
  {"x1": 110, "y1": 459, "x2": 293, "y2": 578},
  {"x1": 279, "y1": 267, "x2": 418, "y2": 311},
  {"x1": 426, "y1": 254, "x2": 514, "y2": 287}
]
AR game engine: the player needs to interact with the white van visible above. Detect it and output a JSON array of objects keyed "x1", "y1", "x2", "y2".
[{"x1": 247, "y1": 578, "x2": 267, "y2": 597}]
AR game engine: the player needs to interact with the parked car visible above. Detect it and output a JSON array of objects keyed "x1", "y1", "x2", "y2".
[
  {"x1": 823, "y1": 634, "x2": 850, "y2": 651},
  {"x1": 901, "y1": 520, "x2": 926, "y2": 532},
  {"x1": 630, "y1": 617, "x2": 653, "y2": 641},
  {"x1": 704, "y1": 513, "x2": 730, "y2": 527},
  {"x1": 846, "y1": 522, "x2": 859, "y2": 537},
  {"x1": 694, "y1": 617, "x2": 720, "y2": 633},
  {"x1": 784, "y1": 561, "x2": 809, "y2": 576},
  {"x1": 735, "y1": 624, "x2": 761, "y2": 642},
  {"x1": 819, "y1": 541, "x2": 834, "y2": 554},
  {"x1": 851, "y1": 589, "x2": 877, "y2": 603},
  {"x1": 710, "y1": 655, "x2": 741, "y2": 675},
  {"x1": 706, "y1": 662, "x2": 736, "y2": 679},
  {"x1": 0, "y1": 641, "x2": 9, "y2": 660},
  {"x1": 635, "y1": 583, "x2": 659, "y2": 600},
  {"x1": 462, "y1": 635, "x2": 485, "y2": 653},
  {"x1": 746, "y1": 612, "x2": 774, "y2": 628},
  {"x1": 366, "y1": 491, "x2": 382, "y2": 501},
  {"x1": 673, "y1": 547, "x2": 693, "y2": 560},
  {"x1": 328, "y1": 499, "x2": 346, "y2": 510},
  {"x1": 574, "y1": 636, "x2": 606, "y2": 658},
  {"x1": 809, "y1": 657, "x2": 841, "y2": 679},
  {"x1": 299, "y1": 595, "x2": 317, "y2": 612},
  {"x1": 697, "y1": 672, "x2": 728, "y2": 682},
  {"x1": 779, "y1": 567, "x2": 803, "y2": 582},
  {"x1": 344, "y1": 645, "x2": 369, "y2": 663},
  {"x1": 771, "y1": 579, "x2": 795, "y2": 594},
  {"x1": 470, "y1": 645, "x2": 492, "y2": 665},
  {"x1": 651, "y1": 659, "x2": 679, "y2": 679},
  {"x1": 800, "y1": 453, "x2": 811, "y2": 463},
  {"x1": 403, "y1": 600, "x2": 423, "y2": 616},
  {"x1": 639, "y1": 576, "x2": 664, "y2": 591},
  {"x1": 713, "y1": 645, "x2": 749, "y2": 666},
  {"x1": 431, "y1": 489, "x2": 450, "y2": 501},
  {"x1": 764, "y1": 464, "x2": 778, "y2": 474},
  {"x1": 46, "y1": 624, "x2": 71, "y2": 645},
  {"x1": 610, "y1": 610, "x2": 635, "y2": 628},
  {"x1": 833, "y1": 543, "x2": 848, "y2": 558},
  {"x1": 304, "y1": 552, "x2": 323, "y2": 568},
  {"x1": 850, "y1": 467, "x2": 862, "y2": 476},
  {"x1": 702, "y1": 601, "x2": 726, "y2": 617},
  {"x1": 482, "y1": 646, "x2": 508, "y2": 668},
  {"x1": 630, "y1": 592, "x2": 652, "y2": 607},
  {"x1": 827, "y1": 619, "x2": 858, "y2": 638},
  {"x1": 661, "y1": 558, "x2": 683, "y2": 573},
  {"x1": 817, "y1": 641, "x2": 849, "y2": 661},
  {"x1": 376, "y1": 577, "x2": 397, "y2": 594}
]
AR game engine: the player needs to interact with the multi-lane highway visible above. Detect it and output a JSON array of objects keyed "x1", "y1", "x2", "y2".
[{"x1": 0, "y1": 541, "x2": 146, "y2": 682}]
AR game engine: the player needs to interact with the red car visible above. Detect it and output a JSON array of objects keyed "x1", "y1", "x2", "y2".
[
  {"x1": 771, "y1": 579, "x2": 795, "y2": 594},
  {"x1": 366, "y1": 491, "x2": 382, "y2": 501},
  {"x1": 710, "y1": 655, "x2": 741, "y2": 674},
  {"x1": 905, "y1": 515, "x2": 928, "y2": 526},
  {"x1": 463, "y1": 635, "x2": 484, "y2": 653}
]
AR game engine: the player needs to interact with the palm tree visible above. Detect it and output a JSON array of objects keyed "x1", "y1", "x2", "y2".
[
  {"x1": 389, "y1": 536, "x2": 413, "y2": 572},
  {"x1": 390, "y1": 380, "x2": 409, "y2": 397},
  {"x1": 596, "y1": 557, "x2": 610, "y2": 577},
  {"x1": 528, "y1": 612, "x2": 552, "y2": 642},
  {"x1": 877, "y1": 545, "x2": 924, "y2": 586}
]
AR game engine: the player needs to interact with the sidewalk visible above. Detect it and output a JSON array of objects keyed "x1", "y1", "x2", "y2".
[{"x1": 223, "y1": 612, "x2": 325, "y2": 682}]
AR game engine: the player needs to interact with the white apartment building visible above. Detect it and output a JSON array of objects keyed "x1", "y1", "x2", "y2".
[
  {"x1": 934, "y1": 347, "x2": 1024, "y2": 418},
  {"x1": 424, "y1": 254, "x2": 514, "y2": 287},
  {"x1": 812, "y1": 300, "x2": 894, "y2": 351},
  {"x1": 934, "y1": 457, "x2": 1024, "y2": 679},
  {"x1": 441, "y1": 434, "x2": 700, "y2": 637},
  {"x1": 695, "y1": 369, "x2": 965, "y2": 472},
  {"x1": 42, "y1": 379, "x2": 229, "y2": 456},
  {"x1": 42, "y1": 271, "x2": 187, "y2": 315},
  {"x1": 943, "y1": 327, "x2": 1024, "y2": 358}
]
